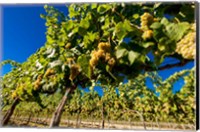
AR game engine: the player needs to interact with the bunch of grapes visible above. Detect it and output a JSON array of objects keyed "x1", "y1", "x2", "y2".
[
  {"x1": 67, "y1": 57, "x2": 75, "y2": 66},
  {"x1": 140, "y1": 12, "x2": 155, "y2": 40},
  {"x1": 89, "y1": 42, "x2": 116, "y2": 69},
  {"x1": 69, "y1": 64, "x2": 80, "y2": 81},
  {"x1": 34, "y1": 74, "x2": 43, "y2": 90},
  {"x1": 44, "y1": 69, "x2": 55, "y2": 77},
  {"x1": 190, "y1": 23, "x2": 196, "y2": 32},
  {"x1": 11, "y1": 91, "x2": 17, "y2": 99},
  {"x1": 176, "y1": 24, "x2": 196, "y2": 60},
  {"x1": 142, "y1": 30, "x2": 153, "y2": 40},
  {"x1": 11, "y1": 84, "x2": 26, "y2": 99},
  {"x1": 140, "y1": 12, "x2": 154, "y2": 31},
  {"x1": 98, "y1": 42, "x2": 111, "y2": 52}
]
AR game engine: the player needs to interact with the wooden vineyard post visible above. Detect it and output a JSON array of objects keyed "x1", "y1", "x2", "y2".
[
  {"x1": 1, "y1": 98, "x2": 19, "y2": 126},
  {"x1": 50, "y1": 85, "x2": 76, "y2": 127}
]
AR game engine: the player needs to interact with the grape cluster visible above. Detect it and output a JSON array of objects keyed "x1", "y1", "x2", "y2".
[
  {"x1": 11, "y1": 91, "x2": 17, "y2": 99},
  {"x1": 190, "y1": 23, "x2": 196, "y2": 32},
  {"x1": 67, "y1": 57, "x2": 75, "y2": 66},
  {"x1": 89, "y1": 42, "x2": 116, "y2": 70},
  {"x1": 11, "y1": 84, "x2": 26, "y2": 99},
  {"x1": 69, "y1": 64, "x2": 80, "y2": 81},
  {"x1": 176, "y1": 27, "x2": 196, "y2": 60},
  {"x1": 140, "y1": 12, "x2": 155, "y2": 40},
  {"x1": 142, "y1": 30, "x2": 153, "y2": 40},
  {"x1": 140, "y1": 12, "x2": 154, "y2": 31},
  {"x1": 34, "y1": 75, "x2": 43, "y2": 90},
  {"x1": 44, "y1": 69, "x2": 55, "y2": 77}
]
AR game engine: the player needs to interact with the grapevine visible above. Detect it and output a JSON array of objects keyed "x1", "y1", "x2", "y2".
[{"x1": 0, "y1": 3, "x2": 195, "y2": 129}]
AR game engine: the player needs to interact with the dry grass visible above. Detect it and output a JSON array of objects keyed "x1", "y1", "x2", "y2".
[{"x1": 7, "y1": 117, "x2": 195, "y2": 130}]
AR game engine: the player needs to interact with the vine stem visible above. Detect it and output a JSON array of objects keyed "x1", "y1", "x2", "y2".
[
  {"x1": 49, "y1": 85, "x2": 76, "y2": 127},
  {"x1": 1, "y1": 98, "x2": 20, "y2": 126}
]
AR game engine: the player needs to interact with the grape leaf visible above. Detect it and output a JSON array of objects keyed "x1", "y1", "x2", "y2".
[
  {"x1": 128, "y1": 51, "x2": 139, "y2": 65},
  {"x1": 77, "y1": 55, "x2": 91, "y2": 78}
]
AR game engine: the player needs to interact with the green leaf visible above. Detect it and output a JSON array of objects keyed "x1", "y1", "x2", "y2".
[
  {"x1": 158, "y1": 43, "x2": 166, "y2": 51},
  {"x1": 155, "y1": 54, "x2": 165, "y2": 65},
  {"x1": 83, "y1": 32, "x2": 99, "y2": 49},
  {"x1": 115, "y1": 48, "x2": 128, "y2": 59},
  {"x1": 35, "y1": 60, "x2": 43, "y2": 70},
  {"x1": 91, "y1": 3, "x2": 97, "y2": 9},
  {"x1": 115, "y1": 22, "x2": 127, "y2": 41},
  {"x1": 101, "y1": 17, "x2": 110, "y2": 30},
  {"x1": 97, "y1": 4, "x2": 111, "y2": 14},
  {"x1": 128, "y1": 51, "x2": 139, "y2": 65},
  {"x1": 49, "y1": 60, "x2": 62, "y2": 68},
  {"x1": 124, "y1": 20, "x2": 134, "y2": 32},
  {"x1": 80, "y1": 18, "x2": 90, "y2": 29},
  {"x1": 62, "y1": 20, "x2": 74, "y2": 31},
  {"x1": 160, "y1": 17, "x2": 169, "y2": 26},
  {"x1": 47, "y1": 48, "x2": 56, "y2": 58},
  {"x1": 77, "y1": 55, "x2": 91, "y2": 78},
  {"x1": 46, "y1": 35, "x2": 55, "y2": 44},
  {"x1": 142, "y1": 42, "x2": 154, "y2": 48},
  {"x1": 150, "y1": 22, "x2": 162, "y2": 29},
  {"x1": 69, "y1": 4, "x2": 79, "y2": 18},
  {"x1": 57, "y1": 40, "x2": 65, "y2": 47},
  {"x1": 165, "y1": 22, "x2": 190, "y2": 42}
]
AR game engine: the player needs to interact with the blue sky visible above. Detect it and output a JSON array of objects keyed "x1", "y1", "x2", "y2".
[
  {"x1": 1, "y1": 4, "x2": 68, "y2": 74},
  {"x1": 0, "y1": 4, "x2": 194, "y2": 95}
]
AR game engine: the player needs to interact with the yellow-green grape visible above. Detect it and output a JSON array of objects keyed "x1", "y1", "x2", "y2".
[
  {"x1": 18, "y1": 84, "x2": 25, "y2": 91},
  {"x1": 140, "y1": 12, "x2": 154, "y2": 30},
  {"x1": 190, "y1": 23, "x2": 196, "y2": 32},
  {"x1": 13, "y1": 83, "x2": 26, "y2": 97},
  {"x1": 90, "y1": 50, "x2": 100, "y2": 68},
  {"x1": 105, "y1": 53, "x2": 111, "y2": 62},
  {"x1": 154, "y1": 51, "x2": 159, "y2": 56},
  {"x1": 176, "y1": 32, "x2": 196, "y2": 59},
  {"x1": 44, "y1": 69, "x2": 55, "y2": 77},
  {"x1": 33, "y1": 75, "x2": 43, "y2": 90},
  {"x1": 108, "y1": 57, "x2": 116, "y2": 68},
  {"x1": 142, "y1": 30, "x2": 153, "y2": 40},
  {"x1": 67, "y1": 57, "x2": 75, "y2": 65},
  {"x1": 34, "y1": 80, "x2": 40, "y2": 90},
  {"x1": 89, "y1": 57, "x2": 98, "y2": 68},
  {"x1": 96, "y1": 49, "x2": 105, "y2": 59},
  {"x1": 69, "y1": 64, "x2": 80, "y2": 81},
  {"x1": 38, "y1": 74, "x2": 43, "y2": 80},
  {"x1": 11, "y1": 91, "x2": 17, "y2": 99},
  {"x1": 98, "y1": 42, "x2": 111, "y2": 52},
  {"x1": 91, "y1": 50, "x2": 99, "y2": 58},
  {"x1": 153, "y1": 18, "x2": 159, "y2": 22},
  {"x1": 65, "y1": 43, "x2": 71, "y2": 49}
]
